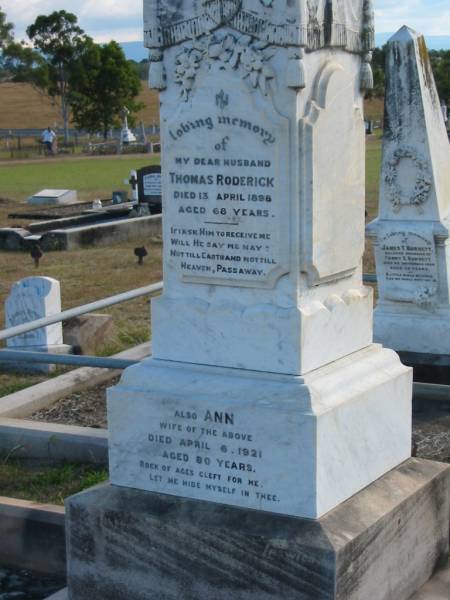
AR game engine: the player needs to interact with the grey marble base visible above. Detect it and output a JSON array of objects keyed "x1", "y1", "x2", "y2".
[
  {"x1": 65, "y1": 458, "x2": 450, "y2": 600},
  {"x1": 399, "y1": 351, "x2": 450, "y2": 385}
]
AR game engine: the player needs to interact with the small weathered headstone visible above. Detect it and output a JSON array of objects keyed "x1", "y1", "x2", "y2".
[
  {"x1": 111, "y1": 190, "x2": 128, "y2": 204},
  {"x1": 367, "y1": 27, "x2": 450, "y2": 357},
  {"x1": 3, "y1": 276, "x2": 71, "y2": 373},
  {"x1": 137, "y1": 165, "x2": 161, "y2": 213}
]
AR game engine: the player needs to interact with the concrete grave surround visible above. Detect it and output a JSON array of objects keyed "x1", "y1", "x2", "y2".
[
  {"x1": 367, "y1": 27, "x2": 450, "y2": 355},
  {"x1": 28, "y1": 190, "x2": 78, "y2": 206},
  {"x1": 3, "y1": 276, "x2": 70, "y2": 373}
]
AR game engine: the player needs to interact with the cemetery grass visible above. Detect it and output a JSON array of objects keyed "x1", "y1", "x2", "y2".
[
  {"x1": 364, "y1": 133, "x2": 382, "y2": 275},
  {"x1": 0, "y1": 155, "x2": 160, "y2": 206},
  {"x1": 0, "y1": 459, "x2": 108, "y2": 505},
  {"x1": 0, "y1": 238, "x2": 162, "y2": 396}
]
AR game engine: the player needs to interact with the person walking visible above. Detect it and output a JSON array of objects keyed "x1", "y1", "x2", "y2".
[{"x1": 41, "y1": 127, "x2": 57, "y2": 155}]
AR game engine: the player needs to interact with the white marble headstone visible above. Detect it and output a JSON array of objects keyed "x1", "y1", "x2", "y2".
[
  {"x1": 5, "y1": 277, "x2": 63, "y2": 348},
  {"x1": 106, "y1": 0, "x2": 412, "y2": 520},
  {"x1": 367, "y1": 27, "x2": 450, "y2": 354}
]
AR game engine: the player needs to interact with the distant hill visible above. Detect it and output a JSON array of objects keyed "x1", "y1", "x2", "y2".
[{"x1": 120, "y1": 34, "x2": 450, "y2": 62}]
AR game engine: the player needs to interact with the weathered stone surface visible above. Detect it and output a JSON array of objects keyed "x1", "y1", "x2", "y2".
[
  {"x1": 63, "y1": 313, "x2": 114, "y2": 355},
  {"x1": 65, "y1": 459, "x2": 450, "y2": 600},
  {"x1": 367, "y1": 27, "x2": 450, "y2": 355},
  {"x1": 410, "y1": 566, "x2": 450, "y2": 600}
]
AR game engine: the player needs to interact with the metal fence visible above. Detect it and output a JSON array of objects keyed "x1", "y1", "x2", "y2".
[
  {"x1": 0, "y1": 125, "x2": 160, "y2": 139},
  {"x1": 0, "y1": 276, "x2": 449, "y2": 403},
  {"x1": 0, "y1": 281, "x2": 163, "y2": 369}
]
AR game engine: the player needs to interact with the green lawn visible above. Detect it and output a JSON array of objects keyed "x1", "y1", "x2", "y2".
[
  {"x1": 0, "y1": 155, "x2": 160, "y2": 204},
  {"x1": 365, "y1": 132, "x2": 382, "y2": 219},
  {"x1": 0, "y1": 459, "x2": 108, "y2": 505}
]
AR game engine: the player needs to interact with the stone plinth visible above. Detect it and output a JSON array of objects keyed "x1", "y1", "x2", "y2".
[
  {"x1": 65, "y1": 459, "x2": 450, "y2": 600},
  {"x1": 108, "y1": 346, "x2": 412, "y2": 519}
]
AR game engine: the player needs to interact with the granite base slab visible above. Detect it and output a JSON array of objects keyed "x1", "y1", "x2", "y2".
[
  {"x1": 47, "y1": 565, "x2": 450, "y2": 600},
  {"x1": 399, "y1": 351, "x2": 450, "y2": 385},
  {"x1": 65, "y1": 458, "x2": 450, "y2": 600}
]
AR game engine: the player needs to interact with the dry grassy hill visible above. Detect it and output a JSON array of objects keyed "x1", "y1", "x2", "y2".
[
  {"x1": 0, "y1": 81, "x2": 385, "y2": 130},
  {"x1": 0, "y1": 82, "x2": 160, "y2": 130}
]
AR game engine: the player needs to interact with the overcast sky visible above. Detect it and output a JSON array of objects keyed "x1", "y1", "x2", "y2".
[{"x1": 2, "y1": 0, "x2": 450, "y2": 43}]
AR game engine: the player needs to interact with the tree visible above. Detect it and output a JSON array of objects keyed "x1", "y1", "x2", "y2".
[
  {"x1": 0, "y1": 5, "x2": 13, "y2": 77},
  {"x1": 70, "y1": 41, "x2": 143, "y2": 140},
  {"x1": 26, "y1": 11, "x2": 92, "y2": 144},
  {"x1": 430, "y1": 50, "x2": 450, "y2": 104},
  {"x1": 2, "y1": 42, "x2": 48, "y2": 86},
  {"x1": 0, "y1": 5, "x2": 13, "y2": 48},
  {"x1": 368, "y1": 46, "x2": 386, "y2": 99}
]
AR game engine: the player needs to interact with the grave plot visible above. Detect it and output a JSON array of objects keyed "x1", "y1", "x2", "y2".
[{"x1": 2, "y1": 186, "x2": 162, "y2": 252}]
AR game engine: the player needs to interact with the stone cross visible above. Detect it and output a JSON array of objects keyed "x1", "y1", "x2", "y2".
[
  {"x1": 120, "y1": 106, "x2": 137, "y2": 144},
  {"x1": 124, "y1": 170, "x2": 139, "y2": 202}
]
